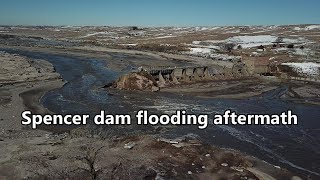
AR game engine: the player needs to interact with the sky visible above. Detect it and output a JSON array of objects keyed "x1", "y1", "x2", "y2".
[{"x1": 0, "y1": 0, "x2": 319, "y2": 26}]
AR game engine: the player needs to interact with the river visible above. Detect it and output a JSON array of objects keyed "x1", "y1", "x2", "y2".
[{"x1": 2, "y1": 48, "x2": 320, "y2": 177}]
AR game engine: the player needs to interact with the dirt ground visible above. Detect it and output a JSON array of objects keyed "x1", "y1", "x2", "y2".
[{"x1": 0, "y1": 132, "x2": 296, "y2": 180}]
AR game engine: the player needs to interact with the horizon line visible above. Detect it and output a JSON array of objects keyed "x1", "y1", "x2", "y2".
[{"x1": 1, "y1": 23, "x2": 319, "y2": 28}]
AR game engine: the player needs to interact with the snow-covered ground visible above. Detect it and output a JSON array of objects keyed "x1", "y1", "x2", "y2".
[
  {"x1": 187, "y1": 35, "x2": 311, "y2": 59},
  {"x1": 282, "y1": 62, "x2": 320, "y2": 76},
  {"x1": 209, "y1": 53, "x2": 241, "y2": 61},
  {"x1": 190, "y1": 41, "x2": 221, "y2": 50},
  {"x1": 225, "y1": 30, "x2": 241, "y2": 33},
  {"x1": 119, "y1": 43, "x2": 137, "y2": 46},
  {"x1": 188, "y1": 47, "x2": 240, "y2": 61},
  {"x1": 81, "y1": 31, "x2": 117, "y2": 38},
  {"x1": 305, "y1": 25, "x2": 320, "y2": 30},
  {"x1": 190, "y1": 47, "x2": 212, "y2": 55},
  {"x1": 194, "y1": 27, "x2": 221, "y2": 31},
  {"x1": 154, "y1": 35, "x2": 177, "y2": 39},
  {"x1": 293, "y1": 25, "x2": 320, "y2": 31},
  {"x1": 225, "y1": 35, "x2": 278, "y2": 48},
  {"x1": 293, "y1": 48, "x2": 312, "y2": 56},
  {"x1": 186, "y1": 34, "x2": 313, "y2": 61},
  {"x1": 275, "y1": 47, "x2": 314, "y2": 56},
  {"x1": 225, "y1": 35, "x2": 309, "y2": 49}
]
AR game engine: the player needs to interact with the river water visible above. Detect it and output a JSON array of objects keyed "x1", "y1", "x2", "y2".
[{"x1": 2, "y1": 48, "x2": 320, "y2": 177}]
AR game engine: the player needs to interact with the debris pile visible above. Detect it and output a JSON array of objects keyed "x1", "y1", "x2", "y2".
[{"x1": 113, "y1": 71, "x2": 159, "y2": 91}]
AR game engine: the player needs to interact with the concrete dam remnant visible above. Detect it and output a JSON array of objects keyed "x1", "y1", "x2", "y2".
[
  {"x1": 140, "y1": 65, "x2": 248, "y2": 87},
  {"x1": 111, "y1": 65, "x2": 249, "y2": 91},
  {"x1": 143, "y1": 66, "x2": 210, "y2": 86}
]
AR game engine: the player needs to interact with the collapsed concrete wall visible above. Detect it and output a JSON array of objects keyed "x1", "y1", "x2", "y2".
[{"x1": 111, "y1": 65, "x2": 251, "y2": 91}]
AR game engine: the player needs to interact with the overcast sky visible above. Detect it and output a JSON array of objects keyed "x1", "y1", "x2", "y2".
[{"x1": 0, "y1": 0, "x2": 319, "y2": 26}]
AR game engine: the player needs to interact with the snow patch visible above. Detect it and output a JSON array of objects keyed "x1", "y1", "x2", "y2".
[
  {"x1": 154, "y1": 35, "x2": 176, "y2": 39},
  {"x1": 283, "y1": 37, "x2": 308, "y2": 44},
  {"x1": 293, "y1": 27, "x2": 302, "y2": 31},
  {"x1": 224, "y1": 35, "x2": 309, "y2": 48},
  {"x1": 293, "y1": 25, "x2": 320, "y2": 31},
  {"x1": 186, "y1": 27, "x2": 221, "y2": 31},
  {"x1": 209, "y1": 27, "x2": 221, "y2": 30},
  {"x1": 209, "y1": 53, "x2": 241, "y2": 61},
  {"x1": 192, "y1": 41, "x2": 201, "y2": 45},
  {"x1": 282, "y1": 62, "x2": 320, "y2": 76},
  {"x1": 190, "y1": 48, "x2": 212, "y2": 55},
  {"x1": 275, "y1": 48, "x2": 314, "y2": 56},
  {"x1": 225, "y1": 35, "x2": 278, "y2": 48},
  {"x1": 120, "y1": 43, "x2": 137, "y2": 46},
  {"x1": 226, "y1": 30, "x2": 241, "y2": 33},
  {"x1": 188, "y1": 47, "x2": 240, "y2": 61},
  {"x1": 82, "y1": 32, "x2": 115, "y2": 38},
  {"x1": 294, "y1": 48, "x2": 313, "y2": 56},
  {"x1": 305, "y1": 25, "x2": 320, "y2": 30}
]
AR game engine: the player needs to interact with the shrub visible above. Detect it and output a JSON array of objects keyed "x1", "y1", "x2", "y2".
[
  {"x1": 287, "y1": 44, "x2": 294, "y2": 48},
  {"x1": 131, "y1": 26, "x2": 139, "y2": 30},
  {"x1": 223, "y1": 43, "x2": 236, "y2": 52}
]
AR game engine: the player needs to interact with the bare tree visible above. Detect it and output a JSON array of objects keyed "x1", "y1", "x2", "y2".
[{"x1": 76, "y1": 145, "x2": 107, "y2": 180}]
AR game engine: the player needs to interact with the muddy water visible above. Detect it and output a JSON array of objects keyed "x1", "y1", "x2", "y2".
[{"x1": 2, "y1": 48, "x2": 320, "y2": 177}]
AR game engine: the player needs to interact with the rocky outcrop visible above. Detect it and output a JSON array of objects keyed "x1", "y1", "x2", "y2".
[{"x1": 113, "y1": 71, "x2": 159, "y2": 91}]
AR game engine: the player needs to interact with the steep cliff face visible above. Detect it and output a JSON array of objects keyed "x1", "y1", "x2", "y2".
[{"x1": 113, "y1": 71, "x2": 159, "y2": 91}]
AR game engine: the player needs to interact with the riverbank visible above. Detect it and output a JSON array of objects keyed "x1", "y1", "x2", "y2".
[
  {"x1": 0, "y1": 50, "x2": 64, "y2": 135},
  {"x1": 0, "y1": 80, "x2": 64, "y2": 134}
]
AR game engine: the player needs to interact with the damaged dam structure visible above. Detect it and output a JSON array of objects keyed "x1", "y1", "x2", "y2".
[
  {"x1": 112, "y1": 65, "x2": 250, "y2": 91},
  {"x1": 140, "y1": 65, "x2": 249, "y2": 87}
]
